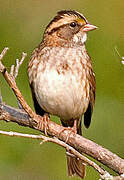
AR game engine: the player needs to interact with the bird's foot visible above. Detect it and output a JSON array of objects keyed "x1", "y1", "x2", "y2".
[
  {"x1": 59, "y1": 120, "x2": 77, "y2": 143},
  {"x1": 37, "y1": 114, "x2": 50, "y2": 136}
]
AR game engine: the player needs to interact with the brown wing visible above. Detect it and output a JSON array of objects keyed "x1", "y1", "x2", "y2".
[
  {"x1": 29, "y1": 83, "x2": 46, "y2": 116},
  {"x1": 28, "y1": 43, "x2": 47, "y2": 116},
  {"x1": 84, "y1": 70, "x2": 96, "y2": 128}
]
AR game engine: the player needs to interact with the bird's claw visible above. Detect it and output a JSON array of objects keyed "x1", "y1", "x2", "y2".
[{"x1": 37, "y1": 114, "x2": 50, "y2": 136}]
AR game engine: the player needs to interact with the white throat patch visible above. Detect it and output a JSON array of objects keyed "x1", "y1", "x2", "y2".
[
  {"x1": 73, "y1": 34, "x2": 79, "y2": 43},
  {"x1": 81, "y1": 33, "x2": 87, "y2": 44},
  {"x1": 73, "y1": 33, "x2": 87, "y2": 44}
]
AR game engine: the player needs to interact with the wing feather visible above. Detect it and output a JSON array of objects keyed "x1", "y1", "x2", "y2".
[{"x1": 84, "y1": 69, "x2": 96, "y2": 128}]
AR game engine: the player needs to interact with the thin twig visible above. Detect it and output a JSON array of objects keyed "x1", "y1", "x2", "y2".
[
  {"x1": 115, "y1": 46, "x2": 124, "y2": 65},
  {"x1": 0, "y1": 47, "x2": 9, "y2": 72},
  {"x1": 10, "y1": 52, "x2": 27, "y2": 79},
  {"x1": 10, "y1": 52, "x2": 27, "y2": 109},
  {"x1": 0, "y1": 130, "x2": 107, "y2": 176},
  {"x1": 0, "y1": 129, "x2": 123, "y2": 180},
  {"x1": 10, "y1": 65, "x2": 14, "y2": 76},
  {"x1": 0, "y1": 47, "x2": 9, "y2": 61},
  {"x1": 0, "y1": 130, "x2": 45, "y2": 139},
  {"x1": 0, "y1": 47, "x2": 36, "y2": 119}
]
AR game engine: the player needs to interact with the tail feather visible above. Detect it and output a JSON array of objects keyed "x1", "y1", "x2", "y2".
[
  {"x1": 66, "y1": 119, "x2": 86, "y2": 179},
  {"x1": 67, "y1": 155, "x2": 86, "y2": 179},
  {"x1": 61, "y1": 118, "x2": 86, "y2": 178}
]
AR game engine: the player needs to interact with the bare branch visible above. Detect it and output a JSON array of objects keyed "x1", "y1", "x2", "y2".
[
  {"x1": 0, "y1": 129, "x2": 110, "y2": 177},
  {"x1": 10, "y1": 52, "x2": 27, "y2": 79},
  {"x1": 0, "y1": 128, "x2": 123, "y2": 180},
  {"x1": 0, "y1": 100, "x2": 124, "y2": 177},
  {"x1": 0, "y1": 48, "x2": 36, "y2": 119},
  {"x1": 9, "y1": 52, "x2": 27, "y2": 110}
]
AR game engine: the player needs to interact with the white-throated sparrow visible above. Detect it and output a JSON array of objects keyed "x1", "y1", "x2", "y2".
[{"x1": 28, "y1": 10, "x2": 97, "y2": 179}]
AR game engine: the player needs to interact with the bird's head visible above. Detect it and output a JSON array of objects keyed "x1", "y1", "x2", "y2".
[{"x1": 44, "y1": 10, "x2": 97, "y2": 47}]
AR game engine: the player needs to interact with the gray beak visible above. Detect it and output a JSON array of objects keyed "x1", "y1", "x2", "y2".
[{"x1": 83, "y1": 23, "x2": 98, "y2": 32}]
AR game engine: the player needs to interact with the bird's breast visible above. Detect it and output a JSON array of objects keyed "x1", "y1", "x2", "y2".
[{"x1": 29, "y1": 46, "x2": 91, "y2": 120}]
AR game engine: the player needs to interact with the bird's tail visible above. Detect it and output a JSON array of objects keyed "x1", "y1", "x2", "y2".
[
  {"x1": 66, "y1": 120, "x2": 86, "y2": 179},
  {"x1": 66, "y1": 155, "x2": 86, "y2": 179}
]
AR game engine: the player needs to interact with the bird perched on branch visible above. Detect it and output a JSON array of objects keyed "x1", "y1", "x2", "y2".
[{"x1": 28, "y1": 10, "x2": 97, "y2": 179}]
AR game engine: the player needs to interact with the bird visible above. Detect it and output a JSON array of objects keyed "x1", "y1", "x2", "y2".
[{"x1": 28, "y1": 10, "x2": 97, "y2": 179}]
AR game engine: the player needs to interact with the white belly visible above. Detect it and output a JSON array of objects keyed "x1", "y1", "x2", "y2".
[{"x1": 34, "y1": 68, "x2": 89, "y2": 120}]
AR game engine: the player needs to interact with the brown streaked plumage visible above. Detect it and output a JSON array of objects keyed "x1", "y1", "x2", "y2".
[{"x1": 28, "y1": 10, "x2": 97, "y2": 179}]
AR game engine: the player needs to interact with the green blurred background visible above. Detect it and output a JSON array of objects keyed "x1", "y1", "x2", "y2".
[{"x1": 0, "y1": 0, "x2": 124, "y2": 179}]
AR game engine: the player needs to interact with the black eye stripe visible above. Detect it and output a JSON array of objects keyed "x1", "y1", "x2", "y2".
[
  {"x1": 70, "y1": 22, "x2": 77, "y2": 28},
  {"x1": 47, "y1": 22, "x2": 80, "y2": 35}
]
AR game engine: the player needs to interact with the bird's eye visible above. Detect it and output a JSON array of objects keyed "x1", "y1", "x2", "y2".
[{"x1": 70, "y1": 22, "x2": 77, "y2": 28}]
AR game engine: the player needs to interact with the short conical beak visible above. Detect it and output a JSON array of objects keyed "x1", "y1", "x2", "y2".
[{"x1": 83, "y1": 23, "x2": 98, "y2": 32}]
